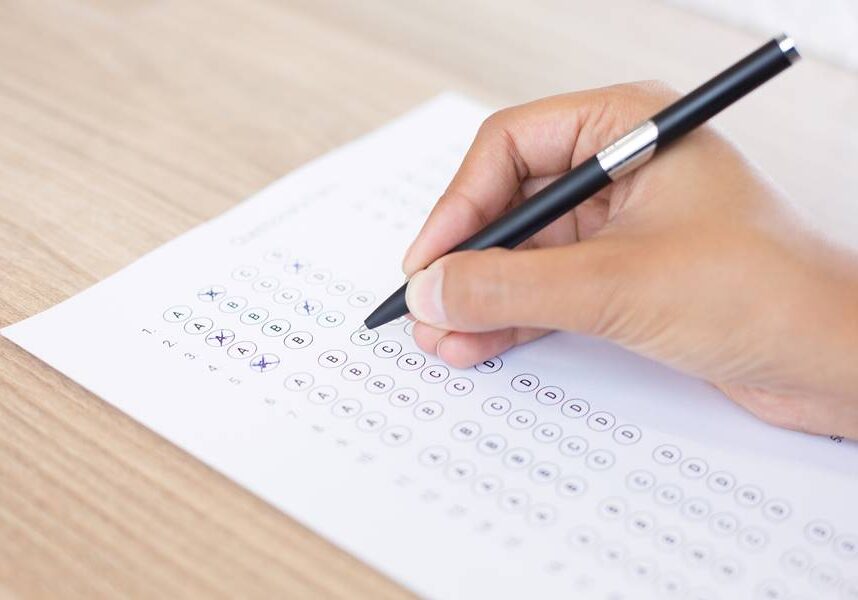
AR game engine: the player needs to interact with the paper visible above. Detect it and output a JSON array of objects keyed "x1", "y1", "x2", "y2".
[{"x1": 4, "y1": 93, "x2": 857, "y2": 600}]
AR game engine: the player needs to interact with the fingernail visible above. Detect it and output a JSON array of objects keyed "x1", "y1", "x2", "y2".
[
  {"x1": 406, "y1": 263, "x2": 445, "y2": 325},
  {"x1": 401, "y1": 243, "x2": 415, "y2": 275},
  {"x1": 435, "y1": 334, "x2": 450, "y2": 360}
]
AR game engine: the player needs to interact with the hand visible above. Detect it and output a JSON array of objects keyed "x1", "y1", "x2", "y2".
[{"x1": 402, "y1": 82, "x2": 858, "y2": 439}]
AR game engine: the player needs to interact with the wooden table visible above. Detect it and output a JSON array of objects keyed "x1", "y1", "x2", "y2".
[{"x1": 2, "y1": 1, "x2": 856, "y2": 597}]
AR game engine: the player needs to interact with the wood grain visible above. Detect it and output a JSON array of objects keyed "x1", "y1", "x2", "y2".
[{"x1": 1, "y1": 1, "x2": 856, "y2": 597}]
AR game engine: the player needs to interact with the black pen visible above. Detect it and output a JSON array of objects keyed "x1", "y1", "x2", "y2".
[{"x1": 365, "y1": 34, "x2": 800, "y2": 329}]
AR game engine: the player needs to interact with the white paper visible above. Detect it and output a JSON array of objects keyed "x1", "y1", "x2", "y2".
[{"x1": 4, "y1": 93, "x2": 857, "y2": 600}]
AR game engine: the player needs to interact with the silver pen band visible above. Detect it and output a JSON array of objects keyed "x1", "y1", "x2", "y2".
[{"x1": 596, "y1": 120, "x2": 659, "y2": 181}]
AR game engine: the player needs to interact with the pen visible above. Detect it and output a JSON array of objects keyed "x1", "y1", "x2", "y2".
[{"x1": 364, "y1": 34, "x2": 800, "y2": 330}]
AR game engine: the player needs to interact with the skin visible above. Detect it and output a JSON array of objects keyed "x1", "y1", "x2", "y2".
[{"x1": 401, "y1": 82, "x2": 858, "y2": 440}]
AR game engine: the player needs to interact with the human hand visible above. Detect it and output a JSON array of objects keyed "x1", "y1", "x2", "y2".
[{"x1": 402, "y1": 82, "x2": 858, "y2": 439}]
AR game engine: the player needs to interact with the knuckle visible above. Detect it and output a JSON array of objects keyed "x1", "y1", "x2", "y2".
[
  {"x1": 598, "y1": 81, "x2": 681, "y2": 129},
  {"x1": 579, "y1": 82, "x2": 675, "y2": 146},
  {"x1": 633, "y1": 79, "x2": 681, "y2": 100},
  {"x1": 478, "y1": 108, "x2": 514, "y2": 136},
  {"x1": 729, "y1": 384, "x2": 841, "y2": 436},
  {"x1": 607, "y1": 80, "x2": 681, "y2": 107},
  {"x1": 734, "y1": 390, "x2": 808, "y2": 432}
]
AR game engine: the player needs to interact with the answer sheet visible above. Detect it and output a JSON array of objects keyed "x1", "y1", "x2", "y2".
[{"x1": 4, "y1": 94, "x2": 857, "y2": 600}]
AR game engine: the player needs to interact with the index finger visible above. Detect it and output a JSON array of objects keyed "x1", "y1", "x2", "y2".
[{"x1": 401, "y1": 90, "x2": 610, "y2": 275}]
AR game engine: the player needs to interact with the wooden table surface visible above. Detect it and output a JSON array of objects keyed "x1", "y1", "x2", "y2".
[{"x1": 2, "y1": 1, "x2": 857, "y2": 597}]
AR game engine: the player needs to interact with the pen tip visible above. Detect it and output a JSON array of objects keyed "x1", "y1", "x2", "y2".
[{"x1": 364, "y1": 282, "x2": 409, "y2": 330}]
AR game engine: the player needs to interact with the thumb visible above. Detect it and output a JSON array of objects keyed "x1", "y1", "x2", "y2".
[{"x1": 405, "y1": 242, "x2": 627, "y2": 335}]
